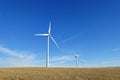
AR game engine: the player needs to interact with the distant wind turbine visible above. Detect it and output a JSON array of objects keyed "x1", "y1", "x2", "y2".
[
  {"x1": 81, "y1": 59, "x2": 87, "y2": 68},
  {"x1": 35, "y1": 21, "x2": 59, "y2": 68},
  {"x1": 75, "y1": 54, "x2": 79, "y2": 68},
  {"x1": 81, "y1": 60, "x2": 85, "y2": 68}
]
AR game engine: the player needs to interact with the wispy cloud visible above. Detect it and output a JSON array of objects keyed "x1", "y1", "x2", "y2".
[
  {"x1": 49, "y1": 55, "x2": 74, "y2": 67},
  {"x1": 102, "y1": 60, "x2": 120, "y2": 65},
  {"x1": 0, "y1": 46, "x2": 35, "y2": 59},
  {"x1": 112, "y1": 48, "x2": 120, "y2": 51},
  {"x1": 35, "y1": 56, "x2": 74, "y2": 63},
  {"x1": 0, "y1": 57, "x2": 35, "y2": 67},
  {"x1": 88, "y1": 60, "x2": 120, "y2": 68},
  {"x1": 0, "y1": 46, "x2": 37, "y2": 67},
  {"x1": 0, "y1": 45, "x2": 76, "y2": 67},
  {"x1": 34, "y1": 55, "x2": 74, "y2": 67},
  {"x1": 50, "y1": 56, "x2": 73, "y2": 62},
  {"x1": 61, "y1": 33, "x2": 81, "y2": 43}
]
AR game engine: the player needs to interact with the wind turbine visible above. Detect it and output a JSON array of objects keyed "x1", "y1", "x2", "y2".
[
  {"x1": 75, "y1": 54, "x2": 79, "y2": 68},
  {"x1": 81, "y1": 60, "x2": 85, "y2": 68},
  {"x1": 81, "y1": 59, "x2": 87, "y2": 68},
  {"x1": 35, "y1": 22, "x2": 59, "y2": 68}
]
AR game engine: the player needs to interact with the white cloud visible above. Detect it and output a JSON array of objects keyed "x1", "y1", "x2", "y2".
[
  {"x1": 50, "y1": 56, "x2": 73, "y2": 62},
  {"x1": 0, "y1": 46, "x2": 37, "y2": 67},
  {"x1": 0, "y1": 45, "x2": 76, "y2": 67},
  {"x1": 33, "y1": 55, "x2": 75, "y2": 67},
  {"x1": 49, "y1": 55, "x2": 75, "y2": 67},
  {"x1": 61, "y1": 33, "x2": 81, "y2": 43},
  {"x1": 87, "y1": 60, "x2": 120, "y2": 68},
  {"x1": 35, "y1": 56, "x2": 74, "y2": 63},
  {"x1": 0, "y1": 57, "x2": 35, "y2": 67},
  {"x1": 102, "y1": 60, "x2": 120, "y2": 65},
  {"x1": 0, "y1": 46, "x2": 35, "y2": 59}
]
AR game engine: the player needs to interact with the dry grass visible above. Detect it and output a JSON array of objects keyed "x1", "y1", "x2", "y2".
[{"x1": 0, "y1": 67, "x2": 119, "y2": 80}]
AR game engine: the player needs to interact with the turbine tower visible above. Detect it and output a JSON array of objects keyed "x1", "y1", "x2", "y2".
[
  {"x1": 35, "y1": 21, "x2": 59, "y2": 68},
  {"x1": 81, "y1": 60, "x2": 87, "y2": 68},
  {"x1": 81, "y1": 60, "x2": 85, "y2": 68},
  {"x1": 75, "y1": 54, "x2": 79, "y2": 68}
]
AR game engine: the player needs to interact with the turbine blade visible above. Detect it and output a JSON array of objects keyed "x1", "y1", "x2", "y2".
[
  {"x1": 48, "y1": 21, "x2": 51, "y2": 34},
  {"x1": 74, "y1": 53, "x2": 79, "y2": 57},
  {"x1": 35, "y1": 34, "x2": 49, "y2": 36},
  {"x1": 50, "y1": 35, "x2": 59, "y2": 48}
]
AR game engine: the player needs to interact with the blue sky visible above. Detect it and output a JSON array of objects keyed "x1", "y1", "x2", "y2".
[{"x1": 0, "y1": 0, "x2": 120, "y2": 67}]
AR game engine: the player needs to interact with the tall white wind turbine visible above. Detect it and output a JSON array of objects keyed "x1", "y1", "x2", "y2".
[{"x1": 35, "y1": 22, "x2": 59, "y2": 68}]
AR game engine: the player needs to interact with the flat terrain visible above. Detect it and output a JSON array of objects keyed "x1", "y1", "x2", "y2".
[{"x1": 0, "y1": 67, "x2": 120, "y2": 80}]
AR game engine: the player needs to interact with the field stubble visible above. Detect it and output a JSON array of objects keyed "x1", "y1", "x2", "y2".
[{"x1": 0, "y1": 67, "x2": 119, "y2": 80}]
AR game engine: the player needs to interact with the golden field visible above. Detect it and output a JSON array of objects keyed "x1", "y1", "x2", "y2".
[{"x1": 0, "y1": 67, "x2": 120, "y2": 80}]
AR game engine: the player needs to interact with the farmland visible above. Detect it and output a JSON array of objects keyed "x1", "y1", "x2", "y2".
[{"x1": 0, "y1": 67, "x2": 120, "y2": 80}]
